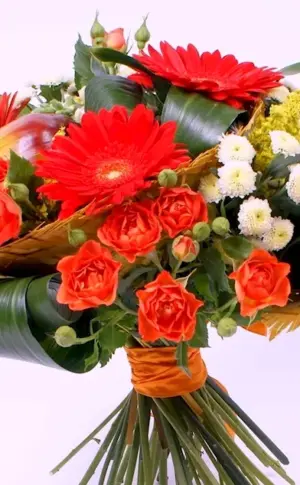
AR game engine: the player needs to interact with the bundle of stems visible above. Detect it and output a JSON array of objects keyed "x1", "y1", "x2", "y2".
[{"x1": 51, "y1": 379, "x2": 294, "y2": 485}]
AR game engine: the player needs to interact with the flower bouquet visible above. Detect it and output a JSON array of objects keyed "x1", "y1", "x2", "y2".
[{"x1": 1, "y1": 13, "x2": 300, "y2": 484}]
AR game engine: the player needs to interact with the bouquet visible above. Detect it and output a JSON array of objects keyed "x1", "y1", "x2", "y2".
[{"x1": 1, "y1": 13, "x2": 300, "y2": 484}]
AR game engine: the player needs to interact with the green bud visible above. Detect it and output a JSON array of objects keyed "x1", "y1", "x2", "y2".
[
  {"x1": 134, "y1": 16, "x2": 151, "y2": 49},
  {"x1": 158, "y1": 169, "x2": 178, "y2": 188},
  {"x1": 50, "y1": 99, "x2": 63, "y2": 110},
  {"x1": 54, "y1": 326, "x2": 77, "y2": 348},
  {"x1": 212, "y1": 217, "x2": 230, "y2": 236},
  {"x1": 67, "y1": 83, "x2": 78, "y2": 95},
  {"x1": 39, "y1": 105, "x2": 56, "y2": 113},
  {"x1": 92, "y1": 37, "x2": 106, "y2": 48},
  {"x1": 9, "y1": 183, "x2": 29, "y2": 202},
  {"x1": 217, "y1": 318, "x2": 237, "y2": 338},
  {"x1": 90, "y1": 12, "x2": 105, "y2": 39},
  {"x1": 192, "y1": 222, "x2": 211, "y2": 242},
  {"x1": 68, "y1": 228, "x2": 87, "y2": 247}
]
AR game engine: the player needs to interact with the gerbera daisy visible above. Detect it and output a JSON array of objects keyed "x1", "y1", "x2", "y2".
[
  {"x1": 36, "y1": 104, "x2": 190, "y2": 218},
  {"x1": 0, "y1": 92, "x2": 30, "y2": 127},
  {"x1": 129, "y1": 42, "x2": 283, "y2": 108}
]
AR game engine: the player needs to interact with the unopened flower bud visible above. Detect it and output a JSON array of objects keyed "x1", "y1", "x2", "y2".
[
  {"x1": 192, "y1": 222, "x2": 211, "y2": 242},
  {"x1": 217, "y1": 317, "x2": 237, "y2": 338},
  {"x1": 134, "y1": 16, "x2": 151, "y2": 50},
  {"x1": 54, "y1": 326, "x2": 77, "y2": 348},
  {"x1": 9, "y1": 183, "x2": 29, "y2": 202},
  {"x1": 50, "y1": 99, "x2": 63, "y2": 110},
  {"x1": 212, "y1": 217, "x2": 230, "y2": 236},
  {"x1": 68, "y1": 228, "x2": 87, "y2": 247},
  {"x1": 158, "y1": 169, "x2": 178, "y2": 188},
  {"x1": 90, "y1": 12, "x2": 105, "y2": 40},
  {"x1": 172, "y1": 236, "x2": 199, "y2": 262}
]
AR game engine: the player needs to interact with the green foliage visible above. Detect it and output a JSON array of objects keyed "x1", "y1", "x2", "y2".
[
  {"x1": 265, "y1": 154, "x2": 300, "y2": 178},
  {"x1": 221, "y1": 236, "x2": 253, "y2": 261},
  {"x1": 200, "y1": 247, "x2": 232, "y2": 294},
  {"x1": 188, "y1": 314, "x2": 209, "y2": 348},
  {"x1": 7, "y1": 151, "x2": 35, "y2": 187},
  {"x1": 85, "y1": 75, "x2": 143, "y2": 112},
  {"x1": 175, "y1": 341, "x2": 190, "y2": 376},
  {"x1": 74, "y1": 35, "x2": 104, "y2": 89},
  {"x1": 191, "y1": 271, "x2": 217, "y2": 305},
  {"x1": 40, "y1": 83, "x2": 65, "y2": 102}
]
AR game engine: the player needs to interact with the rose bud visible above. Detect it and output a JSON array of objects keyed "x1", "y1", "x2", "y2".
[
  {"x1": 90, "y1": 12, "x2": 105, "y2": 40},
  {"x1": 172, "y1": 235, "x2": 199, "y2": 262},
  {"x1": 217, "y1": 317, "x2": 238, "y2": 338},
  {"x1": 105, "y1": 28, "x2": 126, "y2": 52},
  {"x1": 192, "y1": 221, "x2": 211, "y2": 242},
  {"x1": 158, "y1": 169, "x2": 178, "y2": 188},
  {"x1": 134, "y1": 15, "x2": 151, "y2": 50},
  {"x1": 54, "y1": 326, "x2": 77, "y2": 348},
  {"x1": 212, "y1": 217, "x2": 230, "y2": 236}
]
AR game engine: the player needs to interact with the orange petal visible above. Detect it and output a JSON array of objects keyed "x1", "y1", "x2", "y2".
[{"x1": 242, "y1": 322, "x2": 267, "y2": 336}]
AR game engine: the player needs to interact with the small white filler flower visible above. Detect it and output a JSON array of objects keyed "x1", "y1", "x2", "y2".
[
  {"x1": 270, "y1": 130, "x2": 300, "y2": 157},
  {"x1": 238, "y1": 197, "x2": 272, "y2": 237},
  {"x1": 218, "y1": 134, "x2": 256, "y2": 165},
  {"x1": 267, "y1": 86, "x2": 290, "y2": 103},
  {"x1": 286, "y1": 163, "x2": 300, "y2": 204},
  {"x1": 198, "y1": 173, "x2": 222, "y2": 203},
  {"x1": 218, "y1": 162, "x2": 256, "y2": 198},
  {"x1": 262, "y1": 217, "x2": 294, "y2": 251}
]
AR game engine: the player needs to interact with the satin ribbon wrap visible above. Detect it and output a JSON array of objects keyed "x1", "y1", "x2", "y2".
[{"x1": 125, "y1": 347, "x2": 207, "y2": 398}]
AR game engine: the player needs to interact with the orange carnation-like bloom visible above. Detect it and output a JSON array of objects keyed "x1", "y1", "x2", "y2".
[
  {"x1": 229, "y1": 249, "x2": 290, "y2": 317},
  {"x1": 36, "y1": 104, "x2": 190, "y2": 219},
  {"x1": 136, "y1": 270, "x2": 204, "y2": 342}
]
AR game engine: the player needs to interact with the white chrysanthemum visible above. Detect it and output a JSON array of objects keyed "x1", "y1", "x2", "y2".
[
  {"x1": 287, "y1": 164, "x2": 300, "y2": 204},
  {"x1": 198, "y1": 173, "x2": 222, "y2": 203},
  {"x1": 262, "y1": 217, "x2": 294, "y2": 251},
  {"x1": 269, "y1": 130, "x2": 300, "y2": 157},
  {"x1": 218, "y1": 162, "x2": 256, "y2": 198},
  {"x1": 267, "y1": 86, "x2": 290, "y2": 103},
  {"x1": 238, "y1": 197, "x2": 272, "y2": 237},
  {"x1": 218, "y1": 134, "x2": 256, "y2": 165},
  {"x1": 73, "y1": 106, "x2": 85, "y2": 123}
]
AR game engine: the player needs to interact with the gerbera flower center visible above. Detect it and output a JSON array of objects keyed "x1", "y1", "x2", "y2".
[{"x1": 96, "y1": 160, "x2": 131, "y2": 183}]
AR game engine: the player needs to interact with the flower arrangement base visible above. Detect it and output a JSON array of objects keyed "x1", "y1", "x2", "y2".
[{"x1": 52, "y1": 349, "x2": 295, "y2": 485}]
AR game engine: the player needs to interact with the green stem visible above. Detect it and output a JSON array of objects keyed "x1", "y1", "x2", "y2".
[
  {"x1": 150, "y1": 429, "x2": 160, "y2": 482},
  {"x1": 105, "y1": 403, "x2": 130, "y2": 485},
  {"x1": 50, "y1": 394, "x2": 130, "y2": 474},
  {"x1": 172, "y1": 260, "x2": 182, "y2": 278},
  {"x1": 115, "y1": 446, "x2": 132, "y2": 485},
  {"x1": 147, "y1": 250, "x2": 164, "y2": 271},
  {"x1": 138, "y1": 394, "x2": 152, "y2": 485},
  {"x1": 124, "y1": 423, "x2": 140, "y2": 485},
  {"x1": 137, "y1": 450, "x2": 145, "y2": 485},
  {"x1": 159, "y1": 449, "x2": 169, "y2": 485},
  {"x1": 220, "y1": 199, "x2": 226, "y2": 218}
]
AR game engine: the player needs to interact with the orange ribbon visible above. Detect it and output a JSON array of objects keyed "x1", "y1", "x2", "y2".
[{"x1": 125, "y1": 347, "x2": 207, "y2": 398}]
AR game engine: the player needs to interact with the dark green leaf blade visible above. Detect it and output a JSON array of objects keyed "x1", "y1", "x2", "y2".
[
  {"x1": 74, "y1": 35, "x2": 95, "y2": 89},
  {"x1": 8, "y1": 151, "x2": 35, "y2": 186},
  {"x1": 188, "y1": 313, "x2": 209, "y2": 348},
  {"x1": 191, "y1": 271, "x2": 217, "y2": 304},
  {"x1": 221, "y1": 236, "x2": 253, "y2": 261},
  {"x1": 175, "y1": 341, "x2": 190, "y2": 376},
  {"x1": 161, "y1": 87, "x2": 244, "y2": 157},
  {"x1": 91, "y1": 47, "x2": 152, "y2": 75},
  {"x1": 201, "y1": 247, "x2": 232, "y2": 293},
  {"x1": 85, "y1": 75, "x2": 143, "y2": 112},
  {"x1": 280, "y1": 62, "x2": 300, "y2": 76},
  {"x1": 266, "y1": 153, "x2": 300, "y2": 177},
  {"x1": 40, "y1": 84, "x2": 64, "y2": 102}
]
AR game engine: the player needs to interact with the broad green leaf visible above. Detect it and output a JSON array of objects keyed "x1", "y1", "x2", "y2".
[
  {"x1": 7, "y1": 151, "x2": 35, "y2": 186},
  {"x1": 270, "y1": 190, "x2": 300, "y2": 218},
  {"x1": 99, "y1": 348, "x2": 113, "y2": 367},
  {"x1": 74, "y1": 35, "x2": 95, "y2": 89},
  {"x1": 0, "y1": 275, "x2": 99, "y2": 373},
  {"x1": 192, "y1": 271, "x2": 217, "y2": 304},
  {"x1": 175, "y1": 341, "x2": 190, "y2": 376},
  {"x1": 221, "y1": 236, "x2": 253, "y2": 261},
  {"x1": 161, "y1": 87, "x2": 244, "y2": 157},
  {"x1": 98, "y1": 321, "x2": 128, "y2": 351},
  {"x1": 281, "y1": 62, "x2": 300, "y2": 76},
  {"x1": 188, "y1": 313, "x2": 209, "y2": 348},
  {"x1": 201, "y1": 247, "x2": 232, "y2": 293},
  {"x1": 265, "y1": 153, "x2": 300, "y2": 178},
  {"x1": 92, "y1": 47, "x2": 152, "y2": 75},
  {"x1": 90, "y1": 55, "x2": 105, "y2": 77},
  {"x1": 85, "y1": 75, "x2": 143, "y2": 112},
  {"x1": 40, "y1": 84, "x2": 64, "y2": 102}
]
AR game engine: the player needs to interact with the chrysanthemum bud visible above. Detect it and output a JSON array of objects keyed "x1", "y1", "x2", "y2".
[
  {"x1": 90, "y1": 12, "x2": 105, "y2": 40},
  {"x1": 172, "y1": 236, "x2": 199, "y2": 262},
  {"x1": 212, "y1": 217, "x2": 230, "y2": 236},
  {"x1": 50, "y1": 99, "x2": 63, "y2": 110},
  {"x1": 9, "y1": 183, "x2": 29, "y2": 203},
  {"x1": 54, "y1": 326, "x2": 77, "y2": 348},
  {"x1": 192, "y1": 222, "x2": 211, "y2": 242},
  {"x1": 217, "y1": 317, "x2": 237, "y2": 338},
  {"x1": 134, "y1": 16, "x2": 151, "y2": 50},
  {"x1": 158, "y1": 169, "x2": 178, "y2": 188},
  {"x1": 68, "y1": 228, "x2": 87, "y2": 247}
]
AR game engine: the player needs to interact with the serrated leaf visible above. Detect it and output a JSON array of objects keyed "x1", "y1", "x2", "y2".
[
  {"x1": 99, "y1": 348, "x2": 113, "y2": 367},
  {"x1": 192, "y1": 271, "x2": 217, "y2": 304},
  {"x1": 85, "y1": 75, "x2": 143, "y2": 112},
  {"x1": 175, "y1": 341, "x2": 190, "y2": 376},
  {"x1": 161, "y1": 87, "x2": 244, "y2": 157},
  {"x1": 221, "y1": 236, "x2": 253, "y2": 261},
  {"x1": 188, "y1": 314, "x2": 209, "y2": 348},
  {"x1": 201, "y1": 247, "x2": 232, "y2": 293},
  {"x1": 7, "y1": 151, "x2": 35, "y2": 186},
  {"x1": 98, "y1": 322, "x2": 128, "y2": 350},
  {"x1": 74, "y1": 35, "x2": 95, "y2": 89},
  {"x1": 40, "y1": 84, "x2": 64, "y2": 102}
]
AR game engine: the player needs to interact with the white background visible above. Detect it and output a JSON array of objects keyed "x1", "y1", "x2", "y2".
[{"x1": 0, "y1": 0, "x2": 300, "y2": 484}]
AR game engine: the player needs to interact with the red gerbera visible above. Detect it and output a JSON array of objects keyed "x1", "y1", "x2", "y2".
[
  {"x1": 0, "y1": 92, "x2": 30, "y2": 127},
  {"x1": 36, "y1": 104, "x2": 190, "y2": 219},
  {"x1": 129, "y1": 42, "x2": 283, "y2": 108}
]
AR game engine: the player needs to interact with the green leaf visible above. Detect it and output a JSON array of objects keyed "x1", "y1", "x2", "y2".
[
  {"x1": 92, "y1": 47, "x2": 152, "y2": 75},
  {"x1": 161, "y1": 87, "x2": 244, "y2": 157},
  {"x1": 40, "y1": 84, "x2": 64, "y2": 102},
  {"x1": 84, "y1": 339, "x2": 100, "y2": 371},
  {"x1": 271, "y1": 190, "x2": 300, "y2": 218},
  {"x1": 265, "y1": 153, "x2": 300, "y2": 178},
  {"x1": 192, "y1": 271, "x2": 217, "y2": 304},
  {"x1": 7, "y1": 151, "x2": 35, "y2": 186},
  {"x1": 281, "y1": 62, "x2": 300, "y2": 76},
  {"x1": 221, "y1": 236, "x2": 253, "y2": 261},
  {"x1": 99, "y1": 348, "x2": 113, "y2": 367},
  {"x1": 74, "y1": 35, "x2": 95, "y2": 89},
  {"x1": 85, "y1": 75, "x2": 143, "y2": 112},
  {"x1": 201, "y1": 247, "x2": 232, "y2": 293},
  {"x1": 175, "y1": 341, "x2": 190, "y2": 376},
  {"x1": 0, "y1": 275, "x2": 98, "y2": 373},
  {"x1": 188, "y1": 313, "x2": 209, "y2": 348},
  {"x1": 98, "y1": 321, "x2": 128, "y2": 351}
]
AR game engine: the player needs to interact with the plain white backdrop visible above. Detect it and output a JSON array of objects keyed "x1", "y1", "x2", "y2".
[{"x1": 1, "y1": 0, "x2": 300, "y2": 484}]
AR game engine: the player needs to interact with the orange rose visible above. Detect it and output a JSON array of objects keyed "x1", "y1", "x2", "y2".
[
  {"x1": 0, "y1": 159, "x2": 7, "y2": 184},
  {"x1": 136, "y1": 270, "x2": 204, "y2": 342},
  {"x1": 0, "y1": 190, "x2": 22, "y2": 246},
  {"x1": 172, "y1": 235, "x2": 199, "y2": 262},
  {"x1": 154, "y1": 187, "x2": 208, "y2": 238},
  {"x1": 105, "y1": 28, "x2": 126, "y2": 51},
  {"x1": 97, "y1": 201, "x2": 161, "y2": 263},
  {"x1": 229, "y1": 249, "x2": 291, "y2": 317},
  {"x1": 57, "y1": 240, "x2": 121, "y2": 311}
]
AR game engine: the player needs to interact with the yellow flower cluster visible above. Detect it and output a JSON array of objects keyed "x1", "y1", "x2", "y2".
[{"x1": 249, "y1": 90, "x2": 300, "y2": 172}]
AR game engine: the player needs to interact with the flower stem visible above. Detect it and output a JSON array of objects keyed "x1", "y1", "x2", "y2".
[
  {"x1": 159, "y1": 449, "x2": 169, "y2": 485},
  {"x1": 137, "y1": 394, "x2": 152, "y2": 485},
  {"x1": 124, "y1": 423, "x2": 140, "y2": 485}
]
